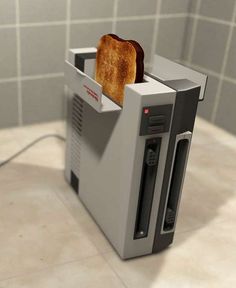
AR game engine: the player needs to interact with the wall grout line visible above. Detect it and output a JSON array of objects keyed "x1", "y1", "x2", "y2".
[
  {"x1": 64, "y1": 0, "x2": 71, "y2": 111},
  {"x1": 21, "y1": 72, "x2": 64, "y2": 81},
  {"x1": 182, "y1": 61, "x2": 236, "y2": 85},
  {"x1": 182, "y1": 61, "x2": 220, "y2": 77},
  {"x1": 0, "y1": 77, "x2": 18, "y2": 84},
  {"x1": 2, "y1": 63, "x2": 236, "y2": 86},
  {"x1": 187, "y1": 0, "x2": 202, "y2": 63},
  {"x1": 15, "y1": 0, "x2": 22, "y2": 126},
  {"x1": 150, "y1": 0, "x2": 163, "y2": 68},
  {"x1": 189, "y1": 13, "x2": 234, "y2": 26},
  {"x1": 0, "y1": 13, "x2": 191, "y2": 30},
  {"x1": 211, "y1": 1, "x2": 236, "y2": 123},
  {"x1": 180, "y1": 0, "x2": 195, "y2": 60},
  {"x1": 65, "y1": 0, "x2": 71, "y2": 60},
  {"x1": 1, "y1": 13, "x2": 236, "y2": 30},
  {"x1": 0, "y1": 73, "x2": 64, "y2": 84},
  {"x1": 159, "y1": 13, "x2": 187, "y2": 19},
  {"x1": 100, "y1": 253, "x2": 129, "y2": 288},
  {"x1": 112, "y1": 0, "x2": 118, "y2": 33}
]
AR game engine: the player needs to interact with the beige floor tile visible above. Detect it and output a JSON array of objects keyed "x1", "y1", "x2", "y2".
[
  {"x1": 54, "y1": 182, "x2": 113, "y2": 254},
  {"x1": 0, "y1": 130, "x2": 22, "y2": 162},
  {"x1": 176, "y1": 171, "x2": 236, "y2": 233},
  {"x1": 1, "y1": 121, "x2": 66, "y2": 169},
  {"x1": 193, "y1": 117, "x2": 236, "y2": 148},
  {"x1": 174, "y1": 220, "x2": 236, "y2": 264},
  {"x1": 13, "y1": 137, "x2": 65, "y2": 169},
  {"x1": 103, "y1": 220, "x2": 236, "y2": 288},
  {"x1": 175, "y1": 137, "x2": 236, "y2": 233},
  {"x1": 0, "y1": 255, "x2": 125, "y2": 288},
  {"x1": 189, "y1": 142, "x2": 236, "y2": 189},
  {"x1": 103, "y1": 250, "x2": 217, "y2": 288},
  {"x1": 207, "y1": 257, "x2": 236, "y2": 288},
  {"x1": 8, "y1": 121, "x2": 66, "y2": 143},
  {"x1": 31, "y1": 162, "x2": 114, "y2": 254},
  {"x1": 0, "y1": 163, "x2": 99, "y2": 280}
]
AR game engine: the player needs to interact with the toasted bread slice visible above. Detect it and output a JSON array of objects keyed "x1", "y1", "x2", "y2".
[{"x1": 95, "y1": 34, "x2": 144, "y2": 106}]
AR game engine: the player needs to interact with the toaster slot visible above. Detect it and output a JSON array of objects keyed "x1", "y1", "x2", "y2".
[
  {"x1": 134, "y1": 137, "x2": 161, "y2": 239},
  {"x1": 163, "y1": 132, "x2": 192, "y2": 232}
]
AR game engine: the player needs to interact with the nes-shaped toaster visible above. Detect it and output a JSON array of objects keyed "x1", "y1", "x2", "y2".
[{"x1": 64, "y1": 47, "x2": 207, "y2": 259}]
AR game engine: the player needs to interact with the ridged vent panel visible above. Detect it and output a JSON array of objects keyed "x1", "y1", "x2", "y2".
[{"x1": 71, "y1": 95, "x2": 84, "y2": 178}]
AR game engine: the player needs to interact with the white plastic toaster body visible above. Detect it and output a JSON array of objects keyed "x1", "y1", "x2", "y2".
[{"x1": 64, "y1": 48, "x2": 207, "y2": 259}]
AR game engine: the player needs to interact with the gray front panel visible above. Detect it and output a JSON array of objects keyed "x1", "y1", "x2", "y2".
[
  {"x1": 75, "y1": 88, "x2": 176, "y2": 259},
  {"x1": 121, "y1": 88, "x2": 176, "y2": 259}
]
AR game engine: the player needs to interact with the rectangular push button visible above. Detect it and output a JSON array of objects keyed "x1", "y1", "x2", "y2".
[
  {"x1": 139, "y1": 104, "x2": 173, "y2": 136},
  {"x1": 148, "y1": 125, "x2": 164, "y2": 134},
  {"x1": 149, "y1": 115, "x2": 165, "y2": 125}
]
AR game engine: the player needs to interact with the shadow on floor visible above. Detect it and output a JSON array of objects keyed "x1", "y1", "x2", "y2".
[{"x1": 0, "y1": 149, "x2": 235, "y2": 287}]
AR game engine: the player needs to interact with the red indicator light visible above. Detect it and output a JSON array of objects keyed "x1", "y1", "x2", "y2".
[{"x1": 144, "y1": 108, "x2": 149, "y2": 114}]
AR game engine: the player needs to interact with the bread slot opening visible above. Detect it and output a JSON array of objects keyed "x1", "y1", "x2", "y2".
[
  {"x1": 163, "y1": 138, "x2": 190, "y2": 232},
  {"x1": 134, "y1": 137, "x2": 161, "y2": 239},
  {"x1": 76, "y1": 56, "x2": 148, "y2": 107}
]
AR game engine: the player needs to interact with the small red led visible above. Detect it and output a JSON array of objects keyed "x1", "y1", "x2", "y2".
[{"x1": 144, "y1": 108, "x2": 149, "y2": 114}]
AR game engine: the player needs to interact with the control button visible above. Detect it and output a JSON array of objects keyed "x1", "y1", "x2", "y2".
[
  {"x1": 149, "y1": 115, "x2": 165, "y2": 125},
  {"x1": 148, "y1": 125, "x2": 164, "y2": 134},
  {"x1": 146, "y1": 149, "x2": 158, "y2": 166}
]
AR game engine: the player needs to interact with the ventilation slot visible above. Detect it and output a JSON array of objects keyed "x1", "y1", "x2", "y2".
[{"x1": 71, "y1": 95, "x2": 84, "y2": 178}]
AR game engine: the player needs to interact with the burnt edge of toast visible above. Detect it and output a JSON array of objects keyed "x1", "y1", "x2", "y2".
[{"x1": 108, "y1": 34, "x2": 144, "y2": 83}]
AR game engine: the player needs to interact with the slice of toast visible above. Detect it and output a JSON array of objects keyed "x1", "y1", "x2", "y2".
[{"x1": 95, "y1": 34, "x2": 144, "y2": 106}]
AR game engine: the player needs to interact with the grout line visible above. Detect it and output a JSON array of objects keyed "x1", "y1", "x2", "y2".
[
  {"x1": 113, "y1": 15, "x2": 155, "y2": 21},
  {"x1": 181, "y1": 61, "x2": 236, "y2": 86},
  {"x1": 0, "y1": 13, "x2": 191, "y2": 30},
  {"x1": 0, "y1": 77, "x2": 18, "y2": 84},
  {"x1": 183, "y1": 61, "x2": 236, "y2": 85},
  {"x1": 21, "y1": 72, "x2": 64, "y2": 81},
  {"x1": 159, "y1": 13, "x2": 187, "y2": 19},
  {"x1": 222, "y1": 75, "x2": 236, "y2": 86},
  {"x1": 0, "y1": 13, "x2": 235, "y2": 30},
  {"x1": 19, "y1": 20, "x2": 65, "y2": 28},
  {"x1": 15, "y1": 0, "x2": 22, "y2": 126},
  {"x1": 64, "y1": 0, "x2": 71, "y2": 105},
  {"x1": 0, "y1": 253, "x2": 100, "y2": 284},
  {"x1": 65, "y1": 0, "x2": 71, "y2": 60},
  {"x1": 180, "y1": 17, "x2": 190, "y2": 61},
  {"x1": 2, "y1": 12, "x2": 235, "y2": 30},
  {"x1": 112, "y1": 0, "x2": 118, "y2": 33},
  {"x1": 187, "y1": 0, "x2": 202, "y2": 63},
  {"x1": 0, "y1": 23, "x2": 16, "y2": 29},
  {"x1": 189, "y1": 13, "x2": 233, "y2": 26},
  {"x1": 70, "y1": 17, "x2": 114, "y2": 24},
  {"x1": 150, "y1": 0, "x2": 163, "y2": 66},
  {"x1": 211, "y1": 1, "x2": 236, "y2": 123},
  {"x1": 100, "y1": 253, "x2": 129, "y2": 288},
  {"x1": 182, "y1": 61, "x2": 220, "y2": 78},
  {"x1": 0, "y1": 73, "x2": 64, "y2": 84},
  {"x1": 2, "y1": 63, "x2": 236, "y2": 86}
]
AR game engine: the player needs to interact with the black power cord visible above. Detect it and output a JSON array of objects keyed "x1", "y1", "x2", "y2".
[{"x1": 0, "y1": 134, "x2": 65, "y2": 168}]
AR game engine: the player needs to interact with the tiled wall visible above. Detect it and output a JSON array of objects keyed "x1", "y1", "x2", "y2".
[
  {"x1": 2, "y1": 1, "x2": 236, "y2": 135},
  {"x1": 182, "y1": 0, "x2": 236, "y2": 135},
  {"x1": 0, "y1": 0, "x2": 190, "y2": 129}
]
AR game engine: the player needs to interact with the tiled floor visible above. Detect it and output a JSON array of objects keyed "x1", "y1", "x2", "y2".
[{"x1": 0, "y1": 118, "x2": 236, "y2": 287}]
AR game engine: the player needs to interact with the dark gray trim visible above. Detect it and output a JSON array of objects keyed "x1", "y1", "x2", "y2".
[
  {"x1": 71, "y1": 171, "x2": 79, "y2": 194},
  {"x1": 75, "y1": 52, "x2": 97, "y2": 72},
  {"x1": 152, "y1": 84, "x2": 200, "y2": 253}
]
